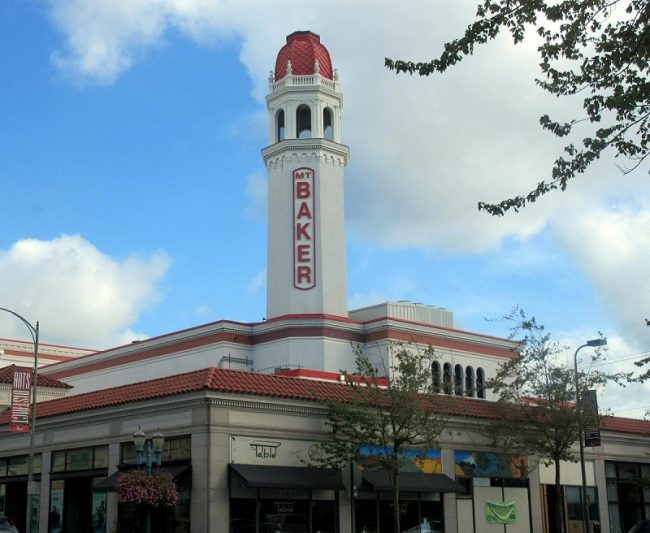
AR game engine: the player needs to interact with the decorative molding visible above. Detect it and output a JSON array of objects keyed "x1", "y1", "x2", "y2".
[{"x1": 262, "y1": 139, "x2": 349, "y2": 167}]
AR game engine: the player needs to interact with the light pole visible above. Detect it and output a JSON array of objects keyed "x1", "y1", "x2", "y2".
[
  {"x1": 574, "y1": 338, "x2": 607, "y2": 533},
  {"x1": 0, "y1": 308, "x2": 39, "y2": 533},
  {"x1": 133, "y1": 428, "x2": 164, "y2": 533}
]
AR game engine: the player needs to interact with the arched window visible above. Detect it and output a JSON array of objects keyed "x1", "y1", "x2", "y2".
[
  {"x1": 323, "y1": 107, "x2": 333, "y2": 140},
  {"x1": 296, "y1": 105, "x2": 311, "y2": 139},
  {"x1": 276, "y1": 109, "x2": 285, "y2": 141},
  {"x1": 454, "y1": 364, "x2": 463, "y2": 396},
  {"x1": 465, "y1": 366, "x2": 475, "y2": 397},
  {"x1": 443, "y1": 363, "x2": 452, "y2": 395},
  {"x1": 432, "y1": 361, "x2": 441, "y2": 393},
  {"x1": 476, "y1": 368, "x2": 486, "y2": 399}
]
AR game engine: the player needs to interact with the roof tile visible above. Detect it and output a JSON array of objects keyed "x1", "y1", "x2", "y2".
[{"x1": 0, "y1": 367, "x2": 647, "y2": 437}]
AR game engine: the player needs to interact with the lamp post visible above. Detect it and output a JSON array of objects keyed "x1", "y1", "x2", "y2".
[
  {"x1": 574, "y1": 338, "x2": 607, "y2": 533},
  {"x1": 133, "y1": 428, "x2": 164, "y2": 533},
  {"x1": 0, "y1": 308, "x2": 39, "y2": 533}
]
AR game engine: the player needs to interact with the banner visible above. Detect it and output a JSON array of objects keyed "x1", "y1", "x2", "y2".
[
  {"x1": 582, "y1": 389, "x2": 601, "y2": 447},
  {"x1": 10, "y1": 370, "x2": 31, "y2": 433},
  {"x1": 485, "y1": 500, "x2": 517, "y2": 524}
]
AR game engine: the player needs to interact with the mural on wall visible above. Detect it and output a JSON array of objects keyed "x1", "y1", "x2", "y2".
[
  {"x1": 454, "y1": 450, "x2": 528, "y2": 479},
  {"x1": 358, "y1": 446, "x2": 442, "y2": 473}
]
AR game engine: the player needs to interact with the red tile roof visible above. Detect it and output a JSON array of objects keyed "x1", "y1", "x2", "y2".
[
  {"x1": 0, "y1": 367, "x2": 647, "y2": 437},
  {"x1": 600, "y1": 415, "x2": 650, "y2": 435},
  {"x1": 275, "y1": 31, "x2": 333, "y2": 80},
  {"x1": 0, "y1": 365, "x2": 71, "y2": 389}
]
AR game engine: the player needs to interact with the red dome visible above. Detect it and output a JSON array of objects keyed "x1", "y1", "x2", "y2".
[{"x1": 274, "y1": 31, "x2": 333, "y2": 81}]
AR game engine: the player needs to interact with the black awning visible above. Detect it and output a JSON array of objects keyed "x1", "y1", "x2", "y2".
[
  {"x1": 230, "y1": 464, "x2": 344, "y2": 490},
  {"x1": 361, "y1": 471, "x2": 465, "y2": 493},
  {"x1": 94, "y1": 464, "x2": 191, "y2": 493}
]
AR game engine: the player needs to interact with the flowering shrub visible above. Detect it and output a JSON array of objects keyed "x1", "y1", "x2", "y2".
[{"x1": 117, "y1": 469, "x2": 178, "y2": 507}]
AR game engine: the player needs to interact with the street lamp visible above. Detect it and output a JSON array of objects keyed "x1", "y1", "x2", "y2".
[
  {"x1": 133, "y1": 428, "x2": 164, "y2": 533},
  {"x1": 574, "y1": 338, "x2": 607, "y2": 533},
  {"x1": 0, "y1": 308, "x2": 39, "y2": 533}
]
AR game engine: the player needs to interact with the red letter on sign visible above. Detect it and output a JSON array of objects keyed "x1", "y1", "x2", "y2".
[
  {"x1": 296, "y1": 244, "x2": 311, "y2": 263},
  {"x1": 295, "y1": 222, "x2": 311, "y2": 241},
  {"x1": 296, "y1": 202, "x2": 312, "y2": 219},
  {"x1": 297, "y1": 266, "x2": 312, "y2": 284},
  {"x1": 296, "y1": 180, "x2": 311, "y2": 199}
]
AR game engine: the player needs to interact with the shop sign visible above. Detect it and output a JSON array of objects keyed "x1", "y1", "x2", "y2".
[
  {"x1": 10, "y1": 370, "x2": 31, "y2": 433},
  {"x1": 230, "y1": 436, "x2": 314, "y2": 466},
  {"x1": 293, "y1": 167, "x2": 316, "y2": 290}
]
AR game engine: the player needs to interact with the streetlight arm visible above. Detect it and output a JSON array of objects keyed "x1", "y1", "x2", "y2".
[{"x1": 0, "y1": 307, "x2": 38, "y2": 343}]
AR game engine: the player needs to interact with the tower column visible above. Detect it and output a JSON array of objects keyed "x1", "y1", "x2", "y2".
[{"x1": 263, "y1": 31, "x2": 349, "y2": 320}]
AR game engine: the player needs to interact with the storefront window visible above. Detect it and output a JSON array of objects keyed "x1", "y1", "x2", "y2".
[
  {"x1": 605, "y1": 460, "x2": 650, "y2": 532},
  {"x1": 49, "y1": 479, "x2": 64, "y2": 533},
  {"x1": 566, "y1": 486, "x2": 598, "y2": 521},
  {"x1": 67, "y1": 448, "x2": 92, "y2": 471},
  {"x1": 91, "y1": 480, "x2": 107, "y2": 533},
  {"x1": 230, "y1": 496, "x2": 335, "y2": 533},
  {"x1": 51, "y1": 452, "x2": 66, "y2": 473},
  {"x1": 605, "y1": 462, "x2": 618, "y2": 478},
  {"x1": 52, "y1": 446, "x2": 106, "y2": 472},
  {"x1": 94, "y1": 447, "x2": 108, "y2": 469},
  {"x1": 121, "y1": 435, "x2": 191, "y2": 464},
  {"x1": 356, "y1": 499, "x2": 377, "y2": 533},
  {"x1": 7, "y1": 456, "x2": 27, "y2": 476},
  {"x1": 619, "y1": 463, "x2": 638, "y2": 479}
]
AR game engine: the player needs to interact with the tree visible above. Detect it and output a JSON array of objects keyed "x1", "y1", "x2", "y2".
[
  {"x1": 385, "y1": 0, "x2": 649, "y2": 215},
  {"x1": 310, "y1": 343, "x2": 448, "y2": 533},
  {"x1": 484, "y1": 308, "x2": 627, "y2": 533},
  {"x1": 633, "y1": 318, "x2": 650, "y2": 383}
]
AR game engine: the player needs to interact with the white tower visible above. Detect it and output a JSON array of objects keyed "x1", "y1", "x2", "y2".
[{"x1": 263, "y1": 32, "x2": 349, "y2": 319}]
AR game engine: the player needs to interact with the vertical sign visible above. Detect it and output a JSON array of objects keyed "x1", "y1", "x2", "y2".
[
  {"x1": 10, "y1": 370, "x2": 31, "y2": 433},
  {"x1": 582, "y1": 389, "x2": 601, "y2": 447},
  {"x1": 293, "y1": 167, "x2": 316, "y2": 290}
]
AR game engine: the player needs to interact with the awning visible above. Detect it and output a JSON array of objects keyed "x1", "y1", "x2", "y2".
[
  {"x1": 361, "y1": 471, "x2": 465, "y2": 494},
  {"x1": 94, "y1": 464, "x2": 191, "y2": 493},
  {"x1": 229, "y1": 464, "x2": 344, "y2": 490}
]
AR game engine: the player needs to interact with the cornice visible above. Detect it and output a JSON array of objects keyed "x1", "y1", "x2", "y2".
[{"x1": 262, "y1": 139, "x2": 349, "y2": 164}]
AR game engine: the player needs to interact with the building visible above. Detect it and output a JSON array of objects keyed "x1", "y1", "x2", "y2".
[
  {"x1": 0, "y1": 31, "x2": 647, "y2": 533},
  {"x1": 0, "y1": 339, "x2": 93, "y2": 370}
]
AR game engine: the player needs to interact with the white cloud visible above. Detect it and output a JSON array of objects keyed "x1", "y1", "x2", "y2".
[
  {"x1": 554, "y1": 202, "x2": 650, "y2": 347},
  {"x1": 594, "y1": 335, "x2": 650, "y2": 419},
  {"x1": 47, "y1": 0, "x2": 646, "y2": 252},
  {"x1": 0, "y1": 235, "x2": 169, "y2": 348}
]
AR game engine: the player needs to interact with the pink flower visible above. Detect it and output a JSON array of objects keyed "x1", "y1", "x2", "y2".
[{"x1": 117, "y1": 469, "x2": 178, "y2": 507}]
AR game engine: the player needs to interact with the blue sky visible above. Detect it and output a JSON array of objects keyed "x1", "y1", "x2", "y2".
[{"x1": 0, "y1": 0, "x2": 648, "y2": 416}]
